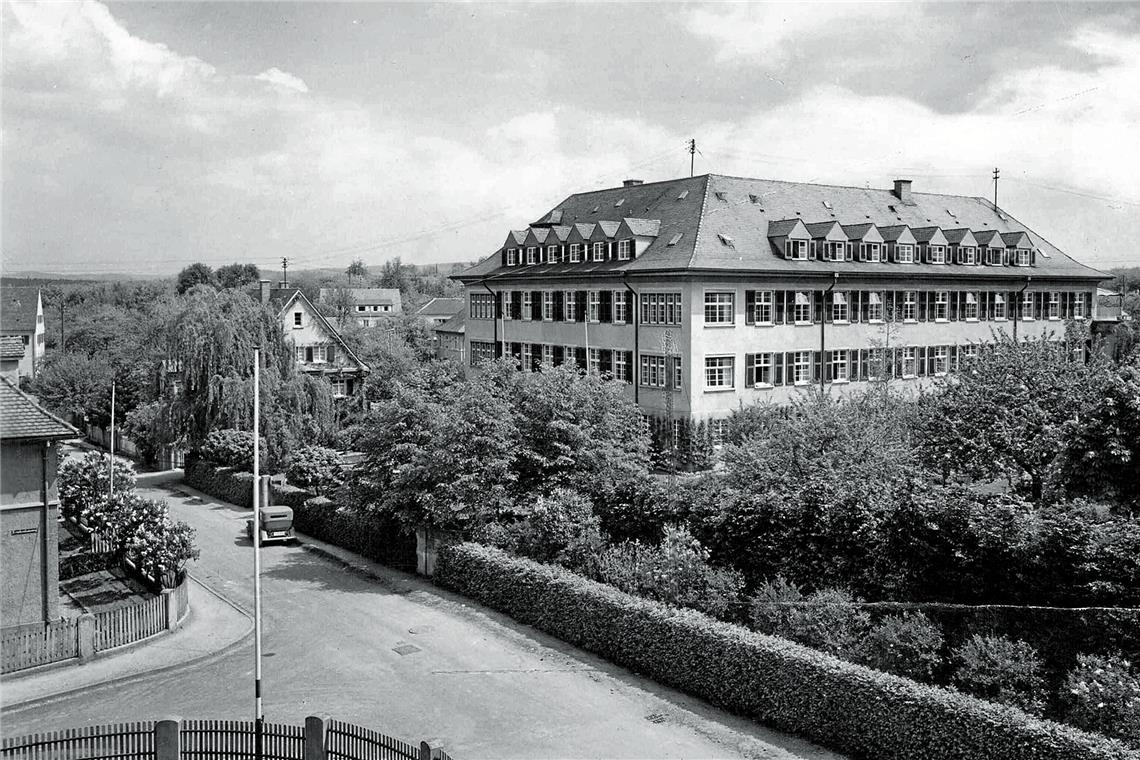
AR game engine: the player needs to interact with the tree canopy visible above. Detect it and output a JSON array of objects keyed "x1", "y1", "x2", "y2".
[
  {"x1": 176, "y1": 263, "x2": 217, "y2": 294},
  {"x1": 215, "y1": 263, "x2": 261, "y2": 290}
]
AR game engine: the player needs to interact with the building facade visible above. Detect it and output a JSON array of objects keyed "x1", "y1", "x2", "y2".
[
  {"x1": 434, "y1": 311, "x2": 466, "y2": 364},
  {"x1": 318, "y1": 287, "x2": 402, "y2": 327},
  {"x1": 455, "y1": 175, "x2": 1108, "y2": 435},
  {"x1": 1, "y1": 377, "x2": 78, "y2": 626},
  {"x1": 0, "y1": 287, "x2": 46, "y2": 384},
  {"x1": 256, "y1": 282, "x2": 370, "y2": 399}
]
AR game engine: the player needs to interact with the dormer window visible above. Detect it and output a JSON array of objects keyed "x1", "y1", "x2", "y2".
[
  {"x1": 860, "y1": 242, "x2": 881, "y2": 262},
  {"x1": 1015, "y1": 248, "x2": 1031, "y2": 266},
  {"x1": 507, "y1": 248, "x2": 519, "y2": 266},
  {"x1": 617, "y1": 240, "x2": 632, "y2": 260},
  {"x1": 987, "y1": 247, "x2": 1003, "y2": 266},
  {"x1": 896, "y1": 244, "x2": 914, "y2": 264},
  {"x1": 823, "y1": 241, "x2": 846, "y2": 262},
  {"x1": 547, "y1": 245, "x2": 559, "y2": 263},
  {"x1": 929, "y1": 245, "x2": 946, "y2": 264},
  {"x1": 592, "y1": 242, "x2": 606, "y2": 262},
  {"x1": 569, "y1": 244, "x2": 582, "y2": 263},
  {"x1": 961, "y1": 246, "x2": 976, "y2": 265},
  {"x1": 785, "y1": 240, "x2": 808, "y2": 260},
  {"x1": 526, "y1": 246, "x2": 537, "y2": 265}
]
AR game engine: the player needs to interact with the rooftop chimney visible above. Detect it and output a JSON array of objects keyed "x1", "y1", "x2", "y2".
[
  {"x1": 622, "y1": 179, "x2": 644, "y2": 187},
  {"x1": 893, "y1": 179, "x2": 914, "y2": 205},
  {"x1": 259, "y1": 279, "x2": 271, "y2": 305}
]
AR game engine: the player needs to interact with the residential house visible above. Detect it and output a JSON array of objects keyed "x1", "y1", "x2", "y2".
[
  {"x1": 1, "y1": 376, "x2": 78, "y2": 625},
  {"x1": 255, "y1": 281, "x2": 370, "y2": 400},
  {"x1": 318, "y1": 287, "x2": 402, "y2": 327},
  {"x1": 0, "y1": 287, "x2": 46, "y2": 384},
  {"x1": 434, "y1": 311, "x2": 466, "y2": 364},
  {"x1": 415, "y1": 297, "x2": 464, "y2": 327},
  {"x1": 455, "y1": 174, "x2": 1109, "y2": 442}
]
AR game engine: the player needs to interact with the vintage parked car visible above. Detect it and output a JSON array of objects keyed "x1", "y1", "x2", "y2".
[{"x1": 246, "y1": 505, "x2": 295, "y2": 544}]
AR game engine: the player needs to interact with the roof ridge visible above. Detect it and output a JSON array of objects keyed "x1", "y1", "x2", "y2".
[
  {"x1": 564, "y1": 175, "x2": 706, "y2": 197},
  {"x1": 687, "y1": 176, "x2": 711, "y2": 270},
  {"x1": 706, "y1": 173, "x2": 991, "y2": 201},
  {"x1": 0, "y1": 375, "x2": 80, "y2": 438}
]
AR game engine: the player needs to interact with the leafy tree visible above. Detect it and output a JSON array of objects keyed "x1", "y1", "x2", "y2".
[
  {"x1": 1061, "y1": 357, "x2": 1140, "y2": 508},
  {"x1": 157, "y1": 288, "x2": 335, "y2": 468},
  {"x1": 747, "y1": 579, "x2": 871, "y2": 657},
  {"x1": 1063, "y1": 653, "x2": 1140, "y2": 747},
  {"x1": 377, "y1": 257, "x2": 415, "y2": 294},
  {"x1": 915, "y1": 333, "x2": 1107, "y2": 502},
  {"x1": 285, "y1": 445, "x2": 343, "y2": 494},
  {"x1": 345, "y1": 259, "x2": 368, "y2": 283},
  {"x1": 176, "y1": 263, "x2": 217, "y2": 294},
  {"x1": 480, "y1": 488, "x2": 605, "y2": 569},
  {"x1": 952, "y1": 634, "x2": 1048, "y2": 715},
  {"x1": 855, "y1": 612, "x2": 944, "y2": 682},
  {"x1": 32, "y1": 353, "x2": 114, "y2": 424},
  {"x1": 322, "y1": 286, "x2": 357, "y2": 328},
  {"x1": 215, "y1": 263, "x2": 261, "y2": 290},
  {"x1": 58, "y1": 452, "x2": 137, "y2": 524}
]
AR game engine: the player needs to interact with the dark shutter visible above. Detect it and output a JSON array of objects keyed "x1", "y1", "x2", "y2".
[
  {"x1": 811, "y1": 351, "x2": 822, "y2": 383},
  {"x1": 949, "y1": 292, "x2": 959, "y2": 321},
  {"x1": 823, "y1": 290, "x2": 833, "y2": 323},
  {"x1": 808, "y1": 240, "x2": 818, "y2": 260},
  {"x1": 575, "y1": 347, "x2": 586, "y2": 369},
  {"x1": 576, "y1": 291, "x2": 587, "y2": 322},
  {"x1": 626, "y1": 290, "x2": 635, "y2": 321},
  {"x1": 532, "y1": 291, "x2": 541, "y2": 320},
  {"x1": 744, "y1": 354, "x2": 755, "y2": 386},
  {"x1": 553, "y1": 345, "x2": 563, "y2": 364},
  {"x1": 858, "y1": 349, "x2": 869, "y2": 380},
  {"x1": 495, "y1": 292, "x2": 503, "y2": 319},
  {"x1": 1030, "y1": 250, "x2": 1037, "y2": 267},
  {"x1": 773, "y1": 353, "x2": 784, "y2": 386},
  {"x1": 600, "y1": 290, "x2": 612, "y2": 323},
  {"x1": 813, "y1": 292, "x2": 823, "y2": 324},
  {"x1": 851, "y1": 291, "x2": 861, "y2": 323},
  {"x1": 823, "y1": 352, "x2": 833, "y2": 382},
  {"x1": 553, "y1": 291, "x2": 563, "y2": 321},
  {"x1": 774, "y1": 291, "x2": 786, "y2": 324},
  {"x1": 745, "y1": 291, "x2": 756, "y2": 325},
  {"x1": 601, "y1": 349, "x2": 612, "y2": 375},
  {"x1": 845, "y1": 242, "x2": 853, "y2": 261}
]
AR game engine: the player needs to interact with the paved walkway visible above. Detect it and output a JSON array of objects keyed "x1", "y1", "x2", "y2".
[{"x1": 1, "y1": 576, "x2": 252, "y2": 710}]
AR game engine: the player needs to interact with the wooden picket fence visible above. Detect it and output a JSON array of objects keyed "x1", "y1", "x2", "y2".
[
  {"x1": 1, "y1": 575, "x2": 190, "y2": 673},
  {"x1": 1, "y1": 717, "x2": 456, "y2": 760},
  {"x1": 0, "y1": 721, "x2": 154, "y2": 759},
  {"x1": 0, "y1": 618, "x2": 80, "y2": 673}
]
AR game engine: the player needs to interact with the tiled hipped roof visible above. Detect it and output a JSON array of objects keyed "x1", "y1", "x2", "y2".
[
  {"x1": 0, "y1": 335, "x2": 25, "y2": 360},
  {"x1": 0, "y1": 287, "x2": 41, "y2": 333},
  {"x1": 458, "y1": 174, "x2": 1108, "y2": 282},
  {"x1": 0, "y1": 376, "x2": 79, "y2": 441}
]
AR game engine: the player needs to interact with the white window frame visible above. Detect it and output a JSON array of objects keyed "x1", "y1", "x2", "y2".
[
  {"x1": 521, "y1": 343, "x2": 533, "y2": 370},
  {"x1": 564, "y1": 290, "x2": 578, "y2": 321},
  {"x1": 612, "y1": 290, "x2": 627, "y2": 324},
  {"x1": 964, "y1": 291, "x2": 979, "y2": 321},
  {"x1": 934, "y1": 291, "x2": 949, "y2": 321},
  {"x1": 750, "y1": 352, "x2": 773, "y2": 387},
  {"x1": 569, "y1": 244, "x2": 582, "y2": 263},
  {"x1": 592, "y1": 242, "x2": 606, "y2": 262},
  {"x1": 704, "y1": 356, "x2": 735, "y2": 391},
  {"x1": 673, "y1": 356, "x2": 683, "y2": 389},
  {"x1": 962, "y1": 246, "x2": 976, "y2": 265},
  {"x1": 933, "y1": 345, "x2": 950, "y2": 376},
  {"x1": 785, "y1": 239, "x2": 808, "y2": 260},
  {"x1": 507, "y1": 248, "x2": 519, "y2": 266},
  {"x1": 617, "y1": 240, "x2": 632, "y2": 261},
  {"x1": 902, "y1": 347, "x2": 918, "y2": 379},
  {"x1": 1048, "y1": 291, "x2": 1060, "y2": 320},
  {"x1": 824, "y1": 241, "x2": 845, "y2": 262},
  {"x1": 526, "y1": 246, "x2": 537, "y2": 265},
  {"x1": 588, "y1": 347, "x2": 600, "y2": 374},
  {"x1": 1073, "y1": 294, "x2": 1086, "y2": 320},
  {"x1": 704, "y1": 291, "x2": 735, "y2": 325},
  {"x1": 542, "y1": 291, "x2": 555, "y2": 321},
  {"x1": 793, "y1": 291, "x2": 812, "y2": 324},
  {"x1": 930, "y1": 245, "x2": 946, "y2": 264},
  {"x1": 293, "y1": 312, "x2": 303, "y2": 328},
  {"x1": 547, "y1": 245, "x2": 559, "y2": 264},
  {"x1": 640, "y1": 354, "x2": 666, "y2": 388},
  {"x1": 541, "y1": 344, "x2": 554, "y2": 365},
  {"x1": 588, "y1": 290, "x2": 601, "y2": 323},
  {"x1": 902, "y1": 291, "x2": 917, "y2": 322},
  {"x1": 793, "y1": 351, "x2": 812, "y2": 385},
  {"x1": 830, "y1": 350, "x2": 848, "y2": 383},
  {"x1": 832, "y1": 291, "x2": 849, "y2": 323},
  {"x1": 613, "y1": 350, "x2": 629, "y2": 383},
  {"x1": 897, "y1": 244, "x2": 914, "y2": 264},
  {"x1": 1016, "y1": 249, "x2": 1031, "y2": 266},
  {"x1": 1022, "y1": 291, "x2": 1035, "y2": 321},
  {"x1": 993, "y1": 293, "x2": 1006, "y2": 320},
  {"x1": 861, "y1": 242, "x2": 881, "y2": 262},
  {"x1": 867, "y1": 291, "x2": 884, "y2": 322},
  {"x1": 521, "y1": 291, "x2": 533, "y2": 321},
  {"x1": 754, "y1": 290, "x2": 774, "y2": 324}
]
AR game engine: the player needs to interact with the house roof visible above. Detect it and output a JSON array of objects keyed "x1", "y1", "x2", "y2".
[
  {"x1": 259, "y1": 287, "x2": 370, "y2": 375},
  {"x1": 318, "y1": 287, "x2": 402, "y2": 307},
  {"x1": 415, "y1": 297, "x2": 464, "y2": 318},
  {"x1": 435, "y1": 311, "x2": 466, "y2": 335},
  {"x1": 456, "y1": 173, "x2": 1109, "y2": 283},
  {"x1": 0, "y1": 287, "x2": 41, "y2": 333},
  {"x1": 0, "y1": 335, "x2": 25, "y2": 360},
  {"x1": 0, "y1": 376, "x2": 79, "y2": 441}
]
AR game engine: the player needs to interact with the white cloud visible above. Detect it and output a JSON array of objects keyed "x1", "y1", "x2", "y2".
[{"x1": 255, "y1": 67, "x2": 309, "y2": 94}]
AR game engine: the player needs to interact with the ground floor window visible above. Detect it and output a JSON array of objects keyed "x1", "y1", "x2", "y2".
[
  {"x1": 641, "y1": 354, "x2": 666, "y2": 388},
  {"x1": 793, "y1": 351, "x2": 811, "y2": 384},
  {"x1": 704, "y1": 356, "x2": 734, "y2": 390}
]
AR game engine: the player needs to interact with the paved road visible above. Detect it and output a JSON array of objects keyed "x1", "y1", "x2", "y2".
[{"x1": 2, "y1": 480, "x2": 841, "y2": 760}]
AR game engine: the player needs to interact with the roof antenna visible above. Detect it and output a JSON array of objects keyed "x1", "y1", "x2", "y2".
[
  {"x1": 281, "y1": 257, "x2": 289, "y2": 288},
  {"x1": 992, "y1": 167, "x2": 1000, "y2": 210},
  {"x1": 688, "y1": 138, "x2": 696, "y2": 178}
]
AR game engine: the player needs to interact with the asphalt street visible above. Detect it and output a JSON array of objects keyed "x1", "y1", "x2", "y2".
[{"x1": 1, "y1": 480, "x2": 842, "y2": 760}]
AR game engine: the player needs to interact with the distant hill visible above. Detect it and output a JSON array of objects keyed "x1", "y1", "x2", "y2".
[{"x1": 3, "y1": 271, "x2": 167, "y2": 283}]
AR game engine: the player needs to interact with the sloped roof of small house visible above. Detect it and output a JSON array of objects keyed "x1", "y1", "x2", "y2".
[
  {"x1": 415, "y1": 297, "x2": 464, "y2": 318},
  {"x1": 0, "y1": 376, "x2": 79, "y2": 441},
  {"x1": 0, "y1": 287, "x2": 41, "y2": 333}
]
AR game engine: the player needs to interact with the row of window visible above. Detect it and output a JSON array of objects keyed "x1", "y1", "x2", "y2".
[
  {"x1": 727, "y1": 289, "x2": 1089, "y2": 325},
  {"x1": 355, "y1": 304, "x2": 393, "y2": 313},
  {"x1": 294, "y1": 343, "x2": 337, "y2": 364},
  {"x1": 505, "y1": 240, "x2": 634, "y2": 267},
  {"x1": 783, "y1": 239, "x2": 1034, "y2": 267},
  {"x1": 474, "y1": 341, "x2": 637, "y2": 382},
  {"x1": 472, "y1": 289, "x2": 1091, "y2": 327}
]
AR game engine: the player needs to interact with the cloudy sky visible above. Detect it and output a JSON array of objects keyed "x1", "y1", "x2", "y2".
[{"x1": 4, "y1": 1, "x2": 1139, "y2": 276}]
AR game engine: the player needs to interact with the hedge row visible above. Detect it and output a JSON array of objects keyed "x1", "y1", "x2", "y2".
[
  {"x1": 434, "y1": 543, "x2": 1139, "y2": 760},
  {"x1": 184, "y1": 460, "x2": 416, "y2": 573}
]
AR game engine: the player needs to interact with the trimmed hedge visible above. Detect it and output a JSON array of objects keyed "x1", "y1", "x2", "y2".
[
  {"x1": 434, "y1": 543, "x2": 1139, "y2": 760},
  {"x1": 184, "y1": 460, "x2": 415, "y2": 572}
]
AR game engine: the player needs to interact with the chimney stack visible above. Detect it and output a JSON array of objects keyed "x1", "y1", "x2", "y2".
[
  {"x1": 893, "y1": 179, "x2": 913, "y2": 205},
  {"x1": 258, "y1": 280, "x2": 271, "y2": 305},
  {"x1": 622, "y1": 179, "x2": 644, "y2": 187}
]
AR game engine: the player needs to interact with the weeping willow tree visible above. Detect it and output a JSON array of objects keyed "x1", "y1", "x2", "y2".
[{"x1": 159, "y1": 286, "x2": 335, "y2": 469}]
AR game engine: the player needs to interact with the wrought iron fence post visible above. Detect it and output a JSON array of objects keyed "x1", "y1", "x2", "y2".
[
  {"x1": 419, "y1": 740, "x2": 432, "y2": 760},
  {"x1": 154, "y1": 718, "x2": 181, "y2": 760},
  {"x1": 304, "y1": 716, "x2": 327, "y2": 760}
]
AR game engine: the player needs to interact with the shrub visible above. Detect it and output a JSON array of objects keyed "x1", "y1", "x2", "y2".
[
  {"x1": 953, "y1": 634, "x2": 1048, "y2": 715},
  {"x1": 58, "y1": 451, "x2": 137, "y2": 522},
  {"x1": 498, "y1": 489, "x2": 604, "y2": 569},
  {"x1": 588, "y1": 526, "x2": 745, "y2": 619},
  {"x1": 856, "y1": 612, "x2": 945, "y2": 682},
  {"x1": 184, "y1": 459, "x2": 255, "y2": 507},
  {"x1": 747, "y1": 580, "x2": 871, "y2": 658},
  {"x1": 198, "y1": 429, "x2": 263, "y2": 471},
  {"x1": 435, "y1": 543, "x2": 1135, "y2": 760},
  {"x1": 1064, "y1": 654, "x2": 1140, "y2": 747},
  {"x1": 285, "y1": 445, "x2": 343, "y2": 494}
]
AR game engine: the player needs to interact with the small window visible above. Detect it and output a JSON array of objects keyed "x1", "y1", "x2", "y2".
[
  {"x1": 592, "y1": 242, "x2": 606, "y2": 262},
  {"x1": 867, "y1": 291, "x2": 884, "y2": 322},
  {"x1": 930, "y1": 245, "x2": 946, "y2": 264},
  {"x1": 1016, "y1": 248, "x2": 1032, "y2": 266},
  {"x1": 526, "y1": 246, "x2": 537, "y2": 265},
  {"x1": 793, "y1": 351, "x2": 812, "y2": 385},
  {"x1": 1048, "y1": 291, "x2": 1060, "y2": 319},
  {"x1": 293, "y1": 312, "x2": 302, "y2": 327},
  {"x1": 569, "y1": 244, "x2": 582, "y2": 263},
  {"x1": 901, "y1": 347, "x2": 917, "y2": 378},
  {"x1": 902, "y1": 291, "x2": 917, "y2": 321},
  {"x1": 964, "y1": 291, "x2": 979, "y2": 320},
  {"x1": 896, "y1": 244, "x2": 914, "y2": 264},
  {"x1": 718, "y1": 233, "x2": 734, "y2": 247},
  {"x1": 860, "y1": 242, "x2": 881, "y2": 262},
  {"x1": 704, "y1": 292, "x2": 735, "y2": 324},
  {"x1": 752, "y1": 290, "x2": 774, "y2": 324},
  {"x1": 617, "y1": 240, "x2": 633, "y2": 260},
  {"x1": 714, "y1": 191, "x2": 726, "y2": 201},
  {"x1": 993, "y1": 293, "x2": 1007, "y2": 320},
  {"x1": 830, "y1": 350, "x2": 848, "y2": 382},
  {"x1": 705, "y1": 356, "x2": 734, "y2": 390},
  {"x1": 677, "y1": 190, "x2": 689, "y2": 200},
  {"x1": 934, "y1": 291, "x2": 949, "y2": 321},
  {"x1": 933, "y1": 346, "x2": 950, "y2": 376},
  {"x1": 832, "y1": 291, "x2": 849, "y2": 322},
  {"x1": 547, "y1": 245, "x2": 559, "y2": 263},
  {"x1": 785, "y1": 240, "x2": 808, "y2": 260},
  {"x1": 793, "y1": 291, "x2": 812, "y2": 324},
  {"x1": 667, "y1": 233, "x2": 683, "y2": 246},
  {"x1": 747, "y1": 352, "x2": 773, "y2": 387},
  {"x1": 507, "y1": 248, "x2": 519, "y2": 266}
]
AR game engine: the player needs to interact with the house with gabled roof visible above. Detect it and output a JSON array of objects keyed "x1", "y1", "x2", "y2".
[
  {"x1": 454, "y1": 174, "x2": 1109, "y2": 441},
  {"x1": 254, "y1": 281, "x2": 370, "y2": 400},
  {"x1": 414, "y1": 297, "x2": 464, "y2": 327},
  {"x1": 1, "y1": 376, "x2": 78, "y2": 625},
  {"x1": 317, "y1": 287, "x2": 402, "y2": 327},
  {"x1": 0, "y1": 287, "x2": 46, "y2": 384}
]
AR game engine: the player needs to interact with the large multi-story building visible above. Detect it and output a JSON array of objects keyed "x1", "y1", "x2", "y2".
[{"x1": 455, "y1": 174, "x2": 1108, "y2": 437}]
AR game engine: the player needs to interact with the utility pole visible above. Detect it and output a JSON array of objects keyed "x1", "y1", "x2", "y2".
[
  {"x1": 108, "y1": 382, "x2": 116, "y2": 500},
  {"x1": 252, "y1": 348, "x2": 264, "y2": 760},
  {"x1": 992, "y1": 167, "x2": 1000, "y2": 209},
  {"x1": 281, "y1": 257, "x2": 289, "y2": 288},
  {"x1": 688, "y1": 139, "x2": 696, "y2": 178}
]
